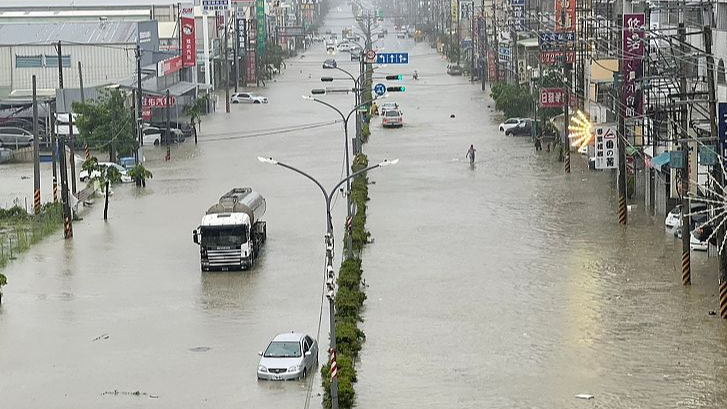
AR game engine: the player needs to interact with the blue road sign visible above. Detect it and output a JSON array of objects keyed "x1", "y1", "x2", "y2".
[
  {"x1": 374, "y1": 83, "x2": 387, "y2": 97},
  {"x1": 375, "y1": 52, "x2": 409, "y2": 64}
]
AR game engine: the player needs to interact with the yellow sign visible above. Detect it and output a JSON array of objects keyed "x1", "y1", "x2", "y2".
[{"x1": 451, "y1": 0, "x2": 458, "y2": 25}]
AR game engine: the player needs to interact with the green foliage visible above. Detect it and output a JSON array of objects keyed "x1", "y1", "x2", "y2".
[
  {"x1": 0, "y1": 206, "x2": 29, "y2": 221},
  {"x1": 260, "y1": 43, "x2": 288, "y2": 79},
  {"x1": 128, "y1": 163, "x2": 153, "y2": 184},
  {"x1": 0, "y1": 273, "x2": 6, "y2": 288},
  {"x1": 490, "y1": 82, "x2": 534, "y2": 118},
  {"x1": 184, "y1": 93, "x2": 209, "y2": 132},
  {"x1": 321, "y1": 354, "x2": 356, "y2": 409},
  {"x1": 72, "y1": 89, "x2": 136, "y2": 157},
  {"x1": 82, "y1": 156, "x2": 122, "y2": 185}
]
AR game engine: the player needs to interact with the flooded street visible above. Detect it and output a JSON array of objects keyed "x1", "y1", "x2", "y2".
[{"x1": 2, "y1": 5, "x2": 727, "y2": 409}]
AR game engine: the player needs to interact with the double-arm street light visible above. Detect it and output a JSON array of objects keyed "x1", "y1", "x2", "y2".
[
  {"x1": 257, "y1": 156, "x2": 398, "y2": 409},
  {"x1": 301, "y1": 94, "x2": 386, "y2": 259}
]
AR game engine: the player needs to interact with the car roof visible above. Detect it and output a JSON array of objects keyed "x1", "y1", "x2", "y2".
[{"x1": 272, "y1": 332, "x2": 307, "y2": 342}]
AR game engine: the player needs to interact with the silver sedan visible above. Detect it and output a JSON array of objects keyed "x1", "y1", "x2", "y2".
[{"x1": 257, "y1": 332, "x2": 318, "y2": 381}]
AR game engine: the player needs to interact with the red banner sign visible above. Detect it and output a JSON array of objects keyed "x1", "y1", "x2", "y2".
[
  {"x1": 142, "y1": 106, "x2": 152, "y2": 121},
  {"x1": 539, "y1": 51, "x2": 575, "y2": 65},
  {"x1": 555, "y1": 0, "x2": 576, "y2": 32},
  {"x1": 540, "y1": 88, "x2": 565, "y2": 107},
  {"x1": 158, "y1": 55, "x2": 183, "y2": 76},
  {"x1": 246, "y1": 50, "x2": 256, "y2": 84},
  {"x1": 487, "y1": 51, "x2": 496, "y2": 81},
  {"x1": 180, "y1": 4, "x2": 196, "y2": 68},
  {"x1": 143, "y1": 95, "x2": 176, "y2": 108}
]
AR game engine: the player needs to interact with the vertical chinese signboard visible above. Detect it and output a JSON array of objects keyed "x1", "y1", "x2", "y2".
[
  {"x1": 256, "y1": 0, "x2": 266, "y2": 55},
  {"x1": 460, "y1": 1, "x2": 473, "y2": 20},
  {"x1": 487, "y1": 51, "x2": 497, "y2": 80},
  {"x1": 180, "y1": 3, "x2": 196, "y2": 67},
  {"x1": 555, "y1": 0, "x2": 575, "y2": 32},
  {"x1": 512, "y1": 0, "x2": 526, "y2": 32},
  {"x1": 623, "y1": 13, "x2": 645, "y2": 119},
  {"x1": 594, "y1": 125, "x2": 618, "y2": 169},
  {"x1": 451, "y1": 0, "x2": 458, "y2": 28},
  {"x1": 246, "y1": 18, "x2": 257, "y2": 84}
]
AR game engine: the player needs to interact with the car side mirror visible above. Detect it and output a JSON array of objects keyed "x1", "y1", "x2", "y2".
[
  {"x1": 258, "y1": 351, "x2": 263, "y2": 356},
  {"x1": 305, "y1": 351, "x2": 312, "y2": 357},
  {"x1": 192, "y1": 229, "x2": 199, "y2": 244}
]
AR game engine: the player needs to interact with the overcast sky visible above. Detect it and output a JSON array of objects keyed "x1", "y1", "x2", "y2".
[{"x1": 3, "y1": 0, "x2": 179, "y2": 6}]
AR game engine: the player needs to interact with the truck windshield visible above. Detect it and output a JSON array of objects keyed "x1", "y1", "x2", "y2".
[{"x1": 201, "y1": 226, "x2": 247, "y2": 247}]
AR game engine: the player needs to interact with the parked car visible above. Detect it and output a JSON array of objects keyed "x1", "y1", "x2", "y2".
[
  {"x1": 446, "y1": 64, "x2": 463, "y2": 76},
  {"x1": 79, "y1": 162, "x2": 133, "y2": 183},
  {"x1": 257, "y1": 332, "x2": 318, "y2": 381},
  {"x1": 142, "y1": 126, "x2": 185, "y2": 146},
  {"x1": 382, "y1": 110, "x2": 404, "y2": 128},
  {"x1": 396, "y1": 31, "x2": 406, "y2": 39},
  {"x1": 325, "y1": 41, "x2": 336, "y2": 52},
  {"x1": 323, "y1": 59, "x2": 337, "y2": 68},
  {"x1": 674, "y1": 225, "x2": 712, "y2": 252},
  {"x1": 380, "y1": 102, "x2": 400, "y2": 115},
  {"x1": 350, "y1": 53, "x2": 361, "y2": 61},
  {"x1": 148, "y1": 120, "x2": 194, "y2": 138},
  {"x1": 337, "y1": 42, "x2": 352, "y2": 52},
  {"x1": 665, "y1": 203, "x2": 708, "y2": 229},
  {"x1": 505, "y1": 119, "x2": 534, "y2": 136},
  {"x1": 0, "y1": 126, "x2": 33, "y2": 148},
  {"x1": 231, "y1": 92, "x2": 268, "y2": 104},
  {"x1": 499, "y1": 118, "x2": 522, "y2": 133}
]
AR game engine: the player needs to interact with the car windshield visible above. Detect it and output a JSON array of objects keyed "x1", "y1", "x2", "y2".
[
  {"x1": 385, "y1": 111, "x2": 400, "y2": 117},
  {"x1": 201, "y1": 226, "x2": 247, "y2": 247},
  {"x1": 264, "y1": 341, "x2": 301, "y2": 358},
  {"x1": 505, "y1": 119, "x2": 518, "y2": 124}
]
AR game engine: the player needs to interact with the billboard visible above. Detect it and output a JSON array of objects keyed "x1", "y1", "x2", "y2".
[
  {"x1": 555, "y1": 0, "x2": 575, "y2": 32},
  {"x1": 623, "y1": 13, "x2": 645, "y2": 119},
  {"x1": 180, "y1": 3, "x2": 196, "y2": 67},
  {"x1": 594, "y1": 125, "x2": 618, "y2": 170}
]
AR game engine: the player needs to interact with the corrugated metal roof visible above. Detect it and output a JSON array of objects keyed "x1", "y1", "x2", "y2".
[{"x1": 0, "y1": 21, "x2": 138, "y2": 45}]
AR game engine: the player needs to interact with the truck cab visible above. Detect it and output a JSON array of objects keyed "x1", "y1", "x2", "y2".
[{"x1": 193, "y1": 188, "x2": 267, "y2": 271}]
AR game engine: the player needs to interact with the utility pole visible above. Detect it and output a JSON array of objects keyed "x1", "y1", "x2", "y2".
[
  {"x1": 234, "y1": 4, "x2": 240, "y2": 92},
  {"x1": 57, "y1": 41, "x2": 77, "y2": 195},
  {"x1": 225, "y1": 10, "x2": 231, "y2": 114},
  {"x1": 704, "y1": 25, "x2": 726, "y2": 317},
  {"x1": 616, "y1": 14, "x2": 627, "y2": 225},
  {"x1": 561, "y1": 8, "x2": 571, "y2": 173},
  {"x1": 511, "y1": 7, "x2": 518, "y2": 85},
  {"x1": 136, "y1": 44, "x2": 144, "y2": 164},
  {"x1": 78, "y1": 61, "x2": 85, "y2": 103},
  {"x1": 55, "y1": 42, "x2": 73, "y2": 239},
  {"x1": 678, "y1": 22, "x2": 691, "y2": 285},
  {"x1": 324, "y1": 230, "x2": 339, "y2": 409},
  {"x1": 32, "y1": 75, "x2": 41, "y2": 215},
  {"x1": 50, "y1": 102, "x2": 58, "y2": 203},
  {"x1": 491, "y1": 1, "x2": 499, "y2": 82},
  {"x1": 165, "y1": 89, "x2": 171, "y2": 147}
]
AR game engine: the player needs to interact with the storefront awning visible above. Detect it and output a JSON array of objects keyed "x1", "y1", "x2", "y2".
[{"x1": 651, "y1": 151, "x2": 671, "y2": 171}]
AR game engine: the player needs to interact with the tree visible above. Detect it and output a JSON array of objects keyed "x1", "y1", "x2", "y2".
[
  {"x1": 72, "y1": 90, "x2": 136, "y2": 162},
  {"x1": 184, "y1": 93, "x2": 209, "y2": 142},
  {"x1": 490, "y1": 82, "x2": 533, "y2": 118},
  {"x1": 82, "y1": 156, "x2": 123, "y2": 220},
  {"x1": 128, "y1": 163, "x2": 153, "y2": 187}
]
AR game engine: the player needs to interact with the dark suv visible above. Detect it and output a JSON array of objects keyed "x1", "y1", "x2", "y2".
[{"x1": 505, "y1": 119, "x2": 534, "y2": 136}]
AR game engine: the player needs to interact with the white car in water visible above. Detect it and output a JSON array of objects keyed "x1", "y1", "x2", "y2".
[
  {"x1": 257, "y1": 332, "x2": 318, "y2": 381},
  {"x1": 79, "y1": 162, "x2": 133, "y2": 183},
  {"x1": 231, "y1": 92, "x2": 268, "y2": 104},
  {"x1": 499, "y1": 118, "x2": 522, "y2": 133}
]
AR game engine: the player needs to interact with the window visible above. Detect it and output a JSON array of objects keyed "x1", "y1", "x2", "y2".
[
  {"x1": 719, "y1": 59, "x2": 726, "y2": 84},
  {"x1": 15, "y1": 55, "x2": 42, "y2": 68},
  {"x1": 45, "y1": 55, "x2": 71, "y2": 68},
  {"x1": 719, "y1": 3, "x2": 727, "y2": 30}
]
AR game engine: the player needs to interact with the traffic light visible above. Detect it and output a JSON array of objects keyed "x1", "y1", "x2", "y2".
[
  {"x1": 385, "y1": 75, "x2": 403, "y2": 80},
  {"x1": 386, "y1": 86, "x2": 406, "y2": 92},
  {"x1": 321, "y1": 77, "x2": 334, "y2": 82},
  {"x1": 311, "y1": 89, "x2": 326, "y2": 95}
]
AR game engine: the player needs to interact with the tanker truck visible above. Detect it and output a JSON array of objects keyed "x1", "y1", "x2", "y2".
[{"x1": 192, "y1": 188, "x2": 267, "y2": 271}]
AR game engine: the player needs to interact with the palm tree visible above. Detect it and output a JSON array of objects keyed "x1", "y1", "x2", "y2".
[{"x1": 184, "y1": 94, "x2": 209, "y2": 143}]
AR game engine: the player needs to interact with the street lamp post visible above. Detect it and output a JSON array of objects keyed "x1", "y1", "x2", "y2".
[
  {"x1": 257, "y1": 156, "x2": 398, "y2": 409},
  {"x1": 302, "y1": 95, "x2": 385, "y2": 259}
]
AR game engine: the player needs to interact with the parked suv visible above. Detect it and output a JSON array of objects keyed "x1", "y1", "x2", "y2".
[{"x1": 505, "y1": 119, "x2": 534, "y2": 136}]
